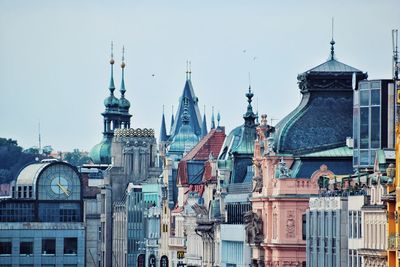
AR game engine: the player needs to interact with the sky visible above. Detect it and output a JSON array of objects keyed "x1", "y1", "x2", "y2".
[{"x1": 0, "y1": 0, "x2": 398, "y2": 152}]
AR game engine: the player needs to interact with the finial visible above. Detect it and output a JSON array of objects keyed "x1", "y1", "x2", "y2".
[
  {"x1": 248, "y1": 72, "x2": 251, "y2": 88},
  {"x1": 186, "y1": 60, "x2": 189, "y2": 80},
  {"x1": 203, "y1": 105, "x2": 206, "y2": 115},
  {"x1": 121, "y1": 46, "x2": 125, "y2": 69},
  {"x1": 330, "y1": 17, "x2": 335, "y2": 60},
  {"x1": 110, "y1": 41, "x2": 114, "y2": 65},
  {"x1": 188, "y1": 61, "x2": 192, "y2": 80},
  {"x1": 217, "y1": 111, "x2": 221, "y2": 127},
  {"x1": 163, "y1": 104, "x2": 165, "y2": 114}
]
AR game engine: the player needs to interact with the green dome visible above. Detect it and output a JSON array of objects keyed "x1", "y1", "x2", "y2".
[
  {"x1": 104, "y1": 95, "x2": 119, "y2": 109},
  {"x1": 168, "y1": 124, "x2": 199, "y2": 154},
  {"x1": 119, "y1": 97, "x2": 131, "y2": 110},
  {"x1": 89, "y1": 138, "x2": 112, "y2": 164}
]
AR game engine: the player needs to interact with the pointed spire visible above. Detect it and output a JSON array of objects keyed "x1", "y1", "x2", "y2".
[
  {"x1": 217, "y1": 111, "x2": 221, "y2": 127},
  {"x1": 186, "y1": 60, "x2": 189, "y2": 80},
  {"x1": 120, "y1": 46, "x2": 126, "y2": 96},
  {"x1": 330, "y1": 17, "x2": 335, "y2": 60},
  {"x1": 201, "y1": 105, "x2": 208, "y2": 137},
  {"x1": 160, "y1": 105, "x2": 168, "y2": 142},
  {"x1": 170, "y1": 105, "x2": 175, "y2": 132},
  {"x1": 211, "y1": 106, "x2": 216, "y2": 129},
  {"x1": 109, "y1": 41, "x2": 115, "y2": 93}
]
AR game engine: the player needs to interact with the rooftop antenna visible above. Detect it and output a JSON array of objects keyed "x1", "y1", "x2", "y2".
[{"x1": 38, "y1": 122, "x2": 42, "y2": 154}]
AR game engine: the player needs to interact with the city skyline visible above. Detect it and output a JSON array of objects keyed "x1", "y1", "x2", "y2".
[{"x1": 0, "y1": 0, "x2": 398, "y2": 151}]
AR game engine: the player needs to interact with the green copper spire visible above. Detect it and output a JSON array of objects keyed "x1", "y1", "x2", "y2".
[
  {"x1": 120, "y1": 46, "x2": 126, "y2": 95},
  {"x1": 109, "y1": 41, "x2": 115, "y2": 93}
]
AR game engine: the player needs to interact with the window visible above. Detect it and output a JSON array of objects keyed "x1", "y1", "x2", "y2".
[
  {"x1": 20, "y1": 240, "x2": 33, "y2": 255},
  {"x1": 0, "y1": 239, "x2": 11, "y2": 255},
  {"x1": 64, "y1": 238, "x2": 77, "y2": 255},
  {"x1": 353, "y1": 211, "x2": 357, "y2": 238},
  {"x1": 42, "y1": 239, "x2": 55, "y2": 255},
  {"x1": 302, "y1": 214, "x2": 306, "y2": 240},
  {"x1": 348, "y1": 211, "x2": 353, "y2": 238},
  {"x1": 358, "y1": 211, "x2": 362, "y2": 238}
]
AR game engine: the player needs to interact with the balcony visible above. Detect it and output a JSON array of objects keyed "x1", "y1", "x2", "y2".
[{"x1": 168, "y1": 236, "x2": 186, "y2": 247}]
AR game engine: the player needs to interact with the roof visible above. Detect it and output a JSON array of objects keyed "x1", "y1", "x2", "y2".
[
  {"x1": 306, "y1": 58, "x2": 362, "y2": 73},
  {"x1": 16, "y1": 162, "x2": 50, "y2": 185},
  {"x1": 182, "y1": 128, "x2": 226, "y2": 161},
  {"x1": 292, "y1": 158, "x2": 353, "y2": 178},
  {"x1": 169, "y1": 79, "x2": 202, "y2": 139},
  {"x1": 89, "y1": 138, "x2": 112, "y2": 164},
  {"x1": 300, "y1": 146, "x2": 352, "y2": 157}
]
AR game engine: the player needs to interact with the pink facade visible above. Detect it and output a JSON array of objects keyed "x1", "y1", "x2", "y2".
[{"x1": 250, "y1": 124, "x2": 332, "y2": 266}]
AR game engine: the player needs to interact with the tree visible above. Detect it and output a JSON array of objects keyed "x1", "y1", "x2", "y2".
[{"x1": 64, "y1": 149, "x2": 90, "y2": 167}]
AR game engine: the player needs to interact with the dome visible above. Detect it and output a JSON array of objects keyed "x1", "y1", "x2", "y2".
[
  {"x1": 119, "y1": 97, "x2": 131, "y2": 110},
  {"x1": 89, "y1": 139, "x2": 112, "y2": 164},
  {"x1": 168, "y1": 124, "x2": 199, "y2": 154},
  {"x1": 104, "y1": 95, "x2": 119, "y2": 109}
]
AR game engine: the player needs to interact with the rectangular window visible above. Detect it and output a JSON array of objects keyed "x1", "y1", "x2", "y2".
[
  {"x1": 360, "y1": 107, "x2": 369, "y2": 149},
  {"x1": 348, "y1": 211, "x2": 352, "y2": 238},
  {"x1": 64, "y1": 238, "x2": 77, "y2": 255},
  {"x1": 20, "y1": 240, "x2": 33, "y2": 255},
  {"x1": 42, "y1": 239, "x2": 56, "y2": 255},
  {"x1": 371, "y1": 81, "x2": 381, "y2": 89},
  {"x1": 0, "y1": 239, "x2": 12, "y2": 255},
  {"x1": 359, "y1": 82, "x2": 369, "y2": 90},
  {"x1": 360, "y1": 90, "x2": 369, "y2": 106},
  {"x1": 370, "y1": 106, "x2": 380, "y2": 148},
  {"x1": 371, "y1": 89, "x2": 380, "y2": 105},
  {"x1": 353, "y1": 211, "x2": 357, "y2": 238},
  {"x1": 302, "y1": 214, "x2": 306, "y2": 240},
  {"x1": 360, "y1": 150, "x2": 369, "y2": 166}
]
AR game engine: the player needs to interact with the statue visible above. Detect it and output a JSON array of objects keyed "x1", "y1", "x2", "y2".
[
  {"x1": 252, "y1": 160, "x2": 263, "y2": 193},
  {"x1": 244, "y1": 210, "x2": 264, "y2": 244},
  {"x1": 277, "y1": 158, "x2": 291, "y2": 178}
]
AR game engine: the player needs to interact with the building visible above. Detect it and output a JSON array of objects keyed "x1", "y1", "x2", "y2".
[
  {"x1": 250, "y1": 39, "x2": 368, "y2": 266},
  {"x1": 159, "y1": 71, "x2": 205, "y2": 267},
  {"x1": 89, "y1": 44, "x2": 131, "y2": 165},
  {"x1": 353, "y1": 79, "x2": 395, "y2": 168},
  {"x1": 0, "y1": 160, "x2": 85, "y2": 267}
]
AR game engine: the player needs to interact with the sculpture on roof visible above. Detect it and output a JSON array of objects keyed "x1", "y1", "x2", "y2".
[
  {"x1": 276, "y1": 158, "x2": 291, "y2": 178},
  {"x1": 244, "y1": 210, "x2": 264, "y2": 244}
]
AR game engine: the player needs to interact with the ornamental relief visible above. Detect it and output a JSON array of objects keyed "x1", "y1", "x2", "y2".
[{"x1": 286, "y1": 210, "x2": 295, "y2": 238}]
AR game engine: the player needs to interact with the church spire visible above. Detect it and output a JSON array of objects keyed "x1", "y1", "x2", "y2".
[
  {"x1": 109, "y1": 41, "x2": 115, "y2": 94},
  {"x1": 160, "y1": 105, "x2": 168, "y2": 142},
  {"x1": 201, "y1": 105, "x2": 208, "y2": 137},
  {"x1": 120, "y1": 46, "x2": 126, "y2": 96},
  {"x1": 211, "y1": 106, "x2": 215, "y2": 129},
  {"x1": 217, "y1": 111, "x2": 221, "y2": 127}
]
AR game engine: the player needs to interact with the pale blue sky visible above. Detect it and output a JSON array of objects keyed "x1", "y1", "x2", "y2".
[{"x1": 0, "y1": 0, "x2": 398, "y2": 151}]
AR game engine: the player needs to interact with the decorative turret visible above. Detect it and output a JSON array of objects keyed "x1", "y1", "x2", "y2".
[
  {"x1": 118, "y1": 46, "x2": 132, "y2": 128},
  {"x1": 168, "y1": 103, "x2": 199, "y2": 156},
  {"x1": 243, "y1": 85, "x2": 257, "y2": 128},
  {"x1": 169, "y1": 64, "x2": 202, "y2": 140}
]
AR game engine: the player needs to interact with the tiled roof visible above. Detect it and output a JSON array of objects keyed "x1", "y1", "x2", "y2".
[
  {"x1": 300, "y1": 146, "x2": 352, "y2": 157},
  {"x1": 183, "y1": 128, "x2": 226, "y2": 161}
]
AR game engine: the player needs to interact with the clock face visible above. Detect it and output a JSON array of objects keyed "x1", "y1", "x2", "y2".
[
  {"x1": 50, "y1": 176, "x2": 70, "y2": 196},
  {"x1": 37, "y1": 163, "x2": 80, "y2": 200}
]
